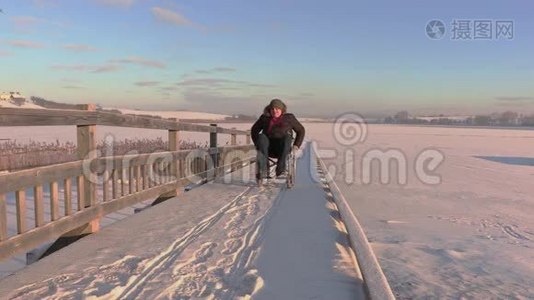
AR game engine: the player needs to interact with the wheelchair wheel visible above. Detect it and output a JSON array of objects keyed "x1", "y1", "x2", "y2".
[{"x1": 286, "y1": 150, "x2": 296, "y2": 188}]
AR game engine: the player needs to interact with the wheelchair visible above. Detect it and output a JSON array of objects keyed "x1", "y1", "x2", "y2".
[
  {"x1": 267, "y1": 148, "x2": 297, "y2": 188},
  {"x1": 256, "y1": 135, "x2": 297, "y2": 189}
]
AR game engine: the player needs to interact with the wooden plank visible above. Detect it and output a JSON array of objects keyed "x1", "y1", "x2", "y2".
[
  {"x1": 129, "y1": 166, "x2": 134, "y2": 194},
  {"x1": 160, "y1": 162, "x2": 165, "y2": 184},
  {"x1": 179, "y1": 158, "x2": 185, "y2": 179},
  {"x1": 0, "y1": 108, "x2": 251, "y2": 134},
  {"x1": 121, "y1": 168, "x2": 127, "y2": 196},
  {"x1": 16, "y1": 190, "x2": 26, "y2": 234},
  {"x1": 136, "y1": 165, "x2": 141, "y2": 193},
  {"x1": 64, "y1": 178, "x2": 72, "y2": 216},
  {"x1": 177, "y1": 123, "x2": 217, "y2": 133},
  {"x1": 103, "y1": 170, "x2": 110, "y2": 202},
  {"x1": 165, "y1": 162, "x2": 171, "y2": 183},
  {"x1": 147, "y1": 164, "x2": 153, "y2": 188},
  {"x1": 202, "y1": 155, "x2": 208, "y2": 180},
  {"x1": 0, "y1": 194, "x2": 7, "y2": 241},
  {"x1": 112, "y1": 169, "x2": 119, "y2": 199},
  {"x1": 0, "y1": 160, "x2": 83, "y2": 195},
  {"x1": 141, "y1": 165, "x2": 148, "y2": 190},
  {"x1": 34, "y1": 185, "x2": 44, "y2": 227},
  {"x1": 50, "y1": 182, "x2": 59, "y2": 221},
  {"x1": 118, "y1": 169, "x2": 123, "y2": 196},
  {"x1": 169, "y1": 129, "x2": 180, "y2": 182},
  {"x1": 158, "y1": 162, "x2": 163, "y2": 184},
  {"x1": 150, "y1": 164, "x2": 156, "y2": 186},
  {"x1": 76, "y1": 176, "x2": 84, "y2": 211},
  {"x1": 0, "y1": 107, "x2": 97, "y2": 126},
  {"x1": 210, "y1": 124, "x2": 218, "y2": 177},
  {"x1": 97, "y1": 111, "x2": 179, "y2": 131},
  {"x1": 160, "y1": 163, "x2": 165, "y2": 184}
]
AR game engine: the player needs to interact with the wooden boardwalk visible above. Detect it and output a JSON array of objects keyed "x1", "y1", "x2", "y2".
[
  {"x1": 0, "y1": 146, "x2": 368, "y2": 299},
  {"x1": 0, "y1": 107, "x2": 394, "y2": 299}
]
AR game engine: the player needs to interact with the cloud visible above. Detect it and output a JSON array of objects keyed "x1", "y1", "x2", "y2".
[
  {"x1": 63, "y1": 85, "x2": 84, "y2": 89},
  {"x1": 135, "y1": 81, "x2": 160, "y2": 87},
  {"x1": 32, "y1": 0, "x2": 60, "y2": 8},
  {"x1": 92, "y1": 64, "x2": 121, "y2": 73},
  {"x1": 193, "y1": 67, "x2": 237, "y2": 75},
  {"x1": 10, "y1": 15, "x2": 64, "y2": 33},
  {"x1": 176, "y1": 78, "x2": 238, "y2": 86},
  {"x1": 495, "y1": 96, "x2": 534, "y2": 102},
  {"x1": 62, "y1": 44, "x2": 99, "y2": 52},
  {"x1": 0, "y1": 50, "x2": 13, "y2": 57},
  {"x1": 11, "y1": 16, "x2": 41, "y2": 27},
  {"x1": 52, "y1": 64, "x2": 90, "y2": 71},
  {"x1": 8, "y1": 40, "x2": 44, "y2": 48},
  {"x1": 181, "y1": 89, "x2": 261, "y2": 114},
  {"x1": 176, "y1": 78, "x2": 275, "y2": 89},
  {"x1": 51, "y1": 63, "x2": 121, "y2": 73},
  {"x1": 110, "y1": 56, "x2": 166, "y2": 69},
  {"x1": 151, "y1": 7, "x2": 194, "y2": 27},
  {"x1": 212, "y1": 67, "x2": 236, "y2": 72},
  {"x1": 160, "y1": 86, "x2": 180, "y2": 91},
  {"x1": 245, "y1": 83, "x2": 276, "y2": 88},
  {"x1": 51, "y1": 56, "x2": 164, "y2": 74},
  {"x1": 95, "y1": 0, "x2": 135, "y2": 7}
]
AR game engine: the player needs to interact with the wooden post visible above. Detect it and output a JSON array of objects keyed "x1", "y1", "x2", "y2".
[
  {"x1": 210, "y1": 124, "x2": 218, "y2": 179},
  {"x1": 73, "y1": 104, "x2": 99, "y2": 233},
  {"x1": 166, "y1": 122, "x2": 180, "y2": 194},
  {"x1": 231, "y1": 128, "x2": 237, "y2": 146},
  {"x1": 230, "y1": 128, "x2": 237, "y2": 172},
  {"x1": 246, "y1": 132, "x2": 251, "y2": 145},
  {"x1": 33, "y1": 104, "x2": 100, "y2": 262},
  {"x1": 152, "y1": 119, "x2": 180, "y2": 205},
  {"x1": 0, "y1": 194, "x2": 7, "y2": 241}
]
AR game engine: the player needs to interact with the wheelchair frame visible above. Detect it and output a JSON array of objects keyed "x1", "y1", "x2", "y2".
[{"x1": 266, "y1": 148, "x2": 296, "y2": 188}]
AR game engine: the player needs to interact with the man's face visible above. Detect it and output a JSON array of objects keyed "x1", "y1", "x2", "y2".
[{"x1": 271, "y1": 107, "x2": 282, "y2": 118}]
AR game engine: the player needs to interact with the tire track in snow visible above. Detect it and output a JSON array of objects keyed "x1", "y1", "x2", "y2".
[{"x1": 118, "y1": 187, "x2": 254, "y2": 299}]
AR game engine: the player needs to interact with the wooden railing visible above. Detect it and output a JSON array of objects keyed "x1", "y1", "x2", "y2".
[{"x1": 0, "y1": 105, "x2": 255, "y2": 261}]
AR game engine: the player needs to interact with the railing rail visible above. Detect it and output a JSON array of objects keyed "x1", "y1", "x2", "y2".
[
  {"x1": 0, "y1": 106, "x2": 255, "y2": 261},
  {"x1": 0, "y1": 107, "x2": 248, "y2": 135}
]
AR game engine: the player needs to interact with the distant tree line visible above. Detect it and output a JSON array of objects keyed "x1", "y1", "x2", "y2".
[
  {"x1": 31, "y1": 96, "x2": 80, "y2": 110},
  {"x1": 384, "y1": 111, "x2": 534, "y2": 127},
  {"x1": 225, "y1": 114, "x2": 257, "y2": 121}
]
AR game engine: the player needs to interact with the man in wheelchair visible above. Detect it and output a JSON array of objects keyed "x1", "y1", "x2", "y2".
[{"x1": 251, "y1": 99, "x2": 305, "y2": 185}]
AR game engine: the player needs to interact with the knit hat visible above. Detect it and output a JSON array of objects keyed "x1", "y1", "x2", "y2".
[{"x1": 269, "y1": 99, "x2": 287, "y2": 113}]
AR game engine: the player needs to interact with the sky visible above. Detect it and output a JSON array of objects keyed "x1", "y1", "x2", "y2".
[{"x1": 1, "y1": 0, "x2": 533, "y2": 117}]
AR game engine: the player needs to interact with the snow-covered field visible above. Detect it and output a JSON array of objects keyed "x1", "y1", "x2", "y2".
[
  {"x1": 111, "y1": 107, "x2": 231, "y2": 121},
  {"x1": 1, "y1": 121, "x2": 533, "y2": 298},
  {"x1": 307, "y1": 124, "x2": 534, "y2": 299},
  {"x1": 0, "y1": 100, "x2": 46, "y2": 109}
]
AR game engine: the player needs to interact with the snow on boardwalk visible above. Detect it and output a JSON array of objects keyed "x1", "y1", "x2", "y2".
[{"x1": 0, "y1": 145, "x2": 365, "y2": 299}]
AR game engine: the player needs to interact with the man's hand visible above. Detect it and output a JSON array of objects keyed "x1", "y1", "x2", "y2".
[{"x1": 292, "y1": 145, "x2": 299, "y2": 153}]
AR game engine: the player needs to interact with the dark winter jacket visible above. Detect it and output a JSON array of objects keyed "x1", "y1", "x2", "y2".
[{"x1": 251, "y1": 112, "x2": 305, "y2": 148}]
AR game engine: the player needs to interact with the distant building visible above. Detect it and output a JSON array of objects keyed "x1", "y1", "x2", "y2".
[{"x1": 0, "y1": 91, "x2": 26, "y2": 103}]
